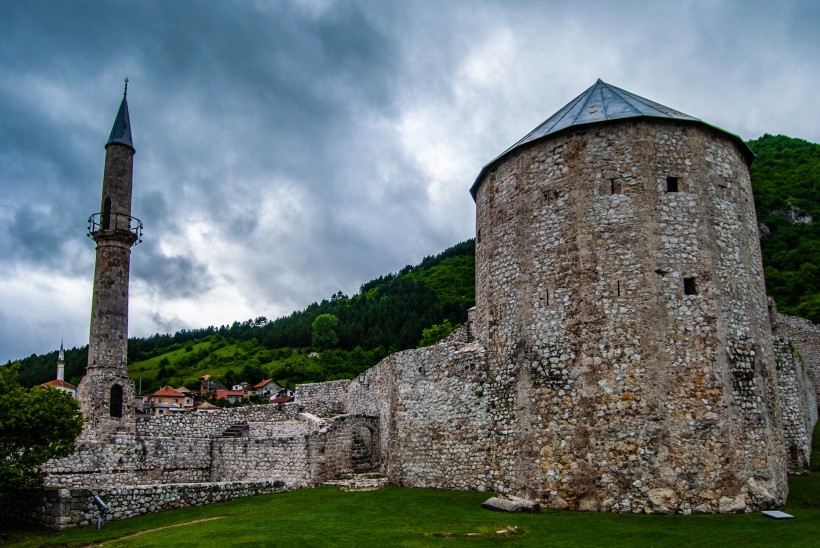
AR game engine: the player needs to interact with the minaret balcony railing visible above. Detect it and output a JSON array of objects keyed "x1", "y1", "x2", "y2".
[{"x1": 87, "y1": 212, "x2": 143, "y2": 245}]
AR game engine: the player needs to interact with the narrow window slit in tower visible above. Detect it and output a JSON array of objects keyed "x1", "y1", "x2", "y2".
[
  {"x1": 616, "y1": 280, "x2": 621, "y2": 297},
  {"x1": 477, "y1": 229, "x2": 481, "y2": 244},
  {"x1": 102, "y1": 196, "x2": 112, "y2": 230},
  {"x1": 610, "y1": 179, "x2": 622, "y2": 195},
  {"x1": 684, "y1": 277, "x2": 698, "y2": 296},
  {"x1": 666, "y1": 176, "x2": 680, "y2": 192}
]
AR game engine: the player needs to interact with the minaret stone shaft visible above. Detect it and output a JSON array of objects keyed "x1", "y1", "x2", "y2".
[{"x1": 77, "y1": 82, "x2": 143, "y2": 437}]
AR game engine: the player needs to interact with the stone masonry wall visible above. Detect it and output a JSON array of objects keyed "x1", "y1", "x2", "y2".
[
  {"x1": 473, "y1": 119, "x2": 786, "y2": 513},
  {"x1": 210, "y1": 437, "x2": 309, "y2": 487},
  {"x1": 773, "y1": 335, "x2": 817, "y2": 468},
  {"x1": 135, "y1": 403, "x2": 300, "y2": 438},
  {"x1": 295, "y1": 380, "x2": 351, "y2": 416},
  {"x1": 773, "y1": 312, "x2": 820, "y2": 402},
  {"x1": 44, "y1": 436, "x2": 212, "y2": 488},
  {"x1": 346, "y1": 326, "x2": 489, "y2": 491},
  {"x1": 4, "y1": 481, "x2": 286, "y2": 531}
]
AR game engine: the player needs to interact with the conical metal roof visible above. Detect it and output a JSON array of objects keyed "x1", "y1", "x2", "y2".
[
  {"x1": 106, "y1": 94, "x2": 133, "y2": 151},
  {"x1": 470, "y1": 79, "x2": 752, "y2": 198}
]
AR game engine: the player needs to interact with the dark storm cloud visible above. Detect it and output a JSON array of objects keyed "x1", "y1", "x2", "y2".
[{"x1": 132, "y1": 242, "x2": 214, "y2": 300}]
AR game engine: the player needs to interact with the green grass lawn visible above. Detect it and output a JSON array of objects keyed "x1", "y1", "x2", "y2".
[{"x1": 3, "y1": 481, "x2": 818, "y2": 548}]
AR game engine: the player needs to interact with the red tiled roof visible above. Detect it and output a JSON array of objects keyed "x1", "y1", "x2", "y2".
[
  {"x1": 215, "y1": 390, "x2": 245, "y2": 400},
  {"x1": 254, "y1": 379, "x2": 273, "y2": 388},
  {"x1": 269, "y1": 396, "x2": 294, "y2": 404},
  {"x1": 41, "y1": 379, "x2": 77, "y2": 390},
  {"x1": 152, "y1": 386, "x2": 185, "y2": 398}
]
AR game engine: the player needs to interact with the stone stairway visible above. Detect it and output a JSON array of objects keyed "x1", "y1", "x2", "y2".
[
  {"x1": 220, "y1": 422, "x2": 249, "y2": 438},
  {"x1": 324, "y1": 471, "x2": 388, "y2": 492},
  {"x1": 351, "y1": 436, "x2": 374, "y2": 472}
]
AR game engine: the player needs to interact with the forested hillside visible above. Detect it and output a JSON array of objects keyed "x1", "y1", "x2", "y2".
[
  {"x1": 749, "y1": 134, "x2": 820, "y2": 323},
  {"x1": 13, "y1": 240, "x2": 475, "y2": 389},
  {"x1": 11, "y1": 134, "x2": 819, "y2": 389}
]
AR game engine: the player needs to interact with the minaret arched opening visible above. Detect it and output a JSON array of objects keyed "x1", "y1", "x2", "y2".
[{"x1": 110, "y1": 384, "x2": 123, "y2": 418}]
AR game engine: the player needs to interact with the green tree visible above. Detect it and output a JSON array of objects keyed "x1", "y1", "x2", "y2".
[
  {"x1": 312, "y1": 313, "x2": 340, "y2": 349},
  {"x1": 0, "y1": 364, "x2": 84, "y2": 499},
  {"x1": 417, "y1": 319, "x2": 458, "y2": 347}
]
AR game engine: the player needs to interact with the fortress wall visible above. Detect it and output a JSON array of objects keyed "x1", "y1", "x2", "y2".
[
  {"x1": 4, "y1": 481, "x2": 286, "y2": 531},
  {"x1": 295, "y1": 379, "x2": 351, "y2": 416},
  {"x1": 345, "y1": 328, "x2": 490, "y2": 491},
  {"x1": 44, "y1": 410, "x2": 314, "y2": 490},
  {"x1": 210, "y1": 437, "x2": 310, "y2": 487},
  {"x1": 44, "y1": 436, "x2": 212, "y2": 488},
  {"x1": 772, "y1": 334, "x2": 818, "y2": 469},
  {"x1": 135, "y1": 402, "x2": 300, "y2": 438},
  {"x1": 473, "y1": 120, "x2": 787, "y2": 513},
  {"x1": 305, "y1": 415, "x2": 380, "y2": 484},
  {"x1": 774, "y1": 312, "x2": 820, "y2": 402}
]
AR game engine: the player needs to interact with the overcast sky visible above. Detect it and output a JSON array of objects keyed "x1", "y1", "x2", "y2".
[{"x1": 1, "y1": 0, "x2": 818, "y2": 362}]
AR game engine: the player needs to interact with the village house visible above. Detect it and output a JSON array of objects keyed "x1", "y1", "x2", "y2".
[
  {"x1": 215, "y1": 389, "x2": 245, "y2": 404},
  {"x1": 148, "y1": 386, "x2": 194, "y2": 410},
  {"x1": 254, "y1": 379, "x2": 282, "y2": 398},
  {"x1": 269, "y1": 387, "x2": 294, "y2": 404},
  {"x1": 232, "y1": 381, "x2": 254, "y2": 396}
]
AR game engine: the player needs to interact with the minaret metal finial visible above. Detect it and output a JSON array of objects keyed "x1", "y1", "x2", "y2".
[{"x1": 124, "y1": 78, "x2": 128, "y2": 97}]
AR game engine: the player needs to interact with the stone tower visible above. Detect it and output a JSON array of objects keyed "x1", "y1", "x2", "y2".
[
  {"x1": 76, "y1": 81, "x2": 143, "y2": 437},
  {"x1": 471, "y1": 80, "x2": 786, "y2": 512}
]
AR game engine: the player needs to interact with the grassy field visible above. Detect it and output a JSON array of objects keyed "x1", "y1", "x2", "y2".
[
  {"x1": 3, "y1": 480, "x2": 818, "y2": 547},
  {"x1": 5, "y1": 423, "x2": 819, "y2": 547}
]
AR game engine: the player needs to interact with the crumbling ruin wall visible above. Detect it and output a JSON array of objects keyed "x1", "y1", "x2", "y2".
[
  {"x1": 43, "y1": 436, "x2": 213, "y2": 488},
  {"x1": 771, "y1": 312, "x2": 819, "y2": 469},
  {"x1": 209, "y1": 436, "x2": 310, "y2": 488},
  {"x1": 295, "y1": 379, "x2": 351, "y2": 416},
  {"x1": 473, "y1": 119, "x2": 787, "y2": 513},
  {"x1": 135, "y1": 403, "x2": 301, "y2": 438},
  {"x1": 345, "y1": 327, "x2": 489, "y2": 491},
  {"x1": 773, "y1": 312, "x2": 820, "y2": 402},
  {"x1": 305, "y1": 415, "x2": 380, "y2": 484}
]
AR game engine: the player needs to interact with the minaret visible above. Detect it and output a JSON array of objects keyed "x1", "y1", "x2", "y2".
[
  {"x1": 57, "y1": 341, "x2": 65, "y2": 382},
  {"x1": 76, "y1": 80, "x2": 143, "y2": 437}
]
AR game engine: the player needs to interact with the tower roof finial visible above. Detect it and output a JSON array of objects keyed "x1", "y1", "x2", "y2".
[{"x1": 124, "y1": 77, "x2": 128, "y2": 98}]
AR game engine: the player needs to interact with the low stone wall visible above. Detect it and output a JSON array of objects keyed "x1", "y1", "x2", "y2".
[
  {"x1": 210, "y1": 437, "x2": 309, "y2": 487},
  {"x1": 44, "y1": 436, "x2": 212, "y2": 488},
  {"x1": 295, "y1": 380, "x2": 351, "y2": 416},
  {"x1": 136, "y1": 403, "x2": 300, "y2": 438},
  {"x1": 4, "y1": 481, "x2": 287, "y2": 530}
]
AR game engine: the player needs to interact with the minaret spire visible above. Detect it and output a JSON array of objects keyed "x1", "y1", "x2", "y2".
[{"x1": 107, "y1": 78, "x2": 133, "y2": 151}]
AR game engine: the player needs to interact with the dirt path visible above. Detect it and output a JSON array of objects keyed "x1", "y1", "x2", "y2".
[{"x1": 87, "y1": 516, "x2": 226, "y2": 546}]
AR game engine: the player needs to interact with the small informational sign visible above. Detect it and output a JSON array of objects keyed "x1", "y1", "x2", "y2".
[{"x1": 761, "y1": 510, "x2": 794, "y2": 519}]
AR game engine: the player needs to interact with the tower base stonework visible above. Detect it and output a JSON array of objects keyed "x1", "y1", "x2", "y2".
[{"x1": 76, "y1": 371, "x2": 136, "y2": 437}]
